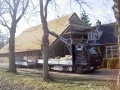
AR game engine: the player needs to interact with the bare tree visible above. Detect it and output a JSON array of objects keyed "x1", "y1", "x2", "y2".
[
  {"x1": 113, "y1": 0, "x2": 120, "y2": 86},
  {"x1": 0, "y1": 0, "x2": 29, "y2": 73},
  {"x1": 39, "y1": 0, "x2": 50, "y2": 79},
  {"x1": 38, "y1": 0, "x2": 90, "y2": 80}
]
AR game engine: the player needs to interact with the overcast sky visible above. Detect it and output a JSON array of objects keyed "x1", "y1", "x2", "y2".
[{"x1": 1, "y1": 0, "x2": 116, "y2": 36}]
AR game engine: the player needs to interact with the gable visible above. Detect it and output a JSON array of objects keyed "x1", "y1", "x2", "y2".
[{"x1": 69, "y1": 13, "x2": 83, "y2": 25}]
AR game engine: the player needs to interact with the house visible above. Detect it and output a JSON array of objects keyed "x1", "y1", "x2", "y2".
[
  {"x1": 0, "y1": 13, "x2": 91, "y2": 61},
  {"x1": 0, "y1": 13, "x2": 117, "y2": 61},
  {"x1": 88, "y1": 20, "x2": 117, "y2": 59}
]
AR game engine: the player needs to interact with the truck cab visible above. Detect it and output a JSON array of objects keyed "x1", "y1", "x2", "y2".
[{"x1": 72, "y1": 43, "x2": 103, "y2": 74}]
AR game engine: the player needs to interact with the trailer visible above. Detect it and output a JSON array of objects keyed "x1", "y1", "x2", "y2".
[
  {"x1": 15, "y1": 57, "x2": 37, "y2": 68},
  {"x1": 38, "y1": 55, "x2": 73, "y2": 71}
]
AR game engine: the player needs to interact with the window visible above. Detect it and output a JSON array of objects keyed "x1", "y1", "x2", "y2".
[
  {"x1": 88, "y1": 33, "x2": 94, "y2": 40},
  {"x1": 88, "y1": 33, "x2": 99, "y2": 40},
  {"x1": 106, "y1": 45, "x2": 117, "y2": 58},
  {"x1": 88, "y1": 46, "x2": 100, "y2": 55},
  {"x1": 88, "y1": 31, "x2": 102, "y2": 41},
  {"x1": 94, "y1": 34, "x2": 99, "y2": 40}
]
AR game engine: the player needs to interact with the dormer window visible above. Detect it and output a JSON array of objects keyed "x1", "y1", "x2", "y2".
[
  {"x1": 88, "y1": 33, "x2": 94, "y2": 40},
  {"x1": 88, "y1": 29, "x2": 103, "y2": 41},
  {"x1": 95, "y1": 33, "x2": 99, "y2": 40},
  {"x1": 88, "y1": 33, "x2": 99, "y2": 40}
]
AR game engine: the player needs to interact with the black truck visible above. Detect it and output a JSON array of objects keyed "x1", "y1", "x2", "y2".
[
  {"x1": 38, "y1": 31, "x2": 103, "y2": 74},
  {"x1": 72, "y1": 43, "x2": 103, "y2": 73}
]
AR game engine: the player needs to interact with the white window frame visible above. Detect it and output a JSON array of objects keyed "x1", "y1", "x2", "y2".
[
  {"x1": 94, "y1": 33, "x2": 99, "y2": 40},
  {"x1": 106, "y1": 45, "x2": 117, "y2": 59},
  {"x1": 88, "y1": 33, "x2": 94, "y2": 40},
  {"x1": 88, "y1": 33, "x2": 99, "y2": 40}
]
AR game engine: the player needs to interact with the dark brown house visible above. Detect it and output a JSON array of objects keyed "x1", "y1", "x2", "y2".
[{"x1": 88, "y1": 20, "x2": 117, "y2": 59}]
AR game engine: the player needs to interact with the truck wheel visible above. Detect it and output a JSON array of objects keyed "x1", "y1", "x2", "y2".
[
  {"x1": 48, "y1": 65, "x2": 52, "y2": 71},
  {"x1": 17, "y1": 65, "x2": 21, "y2": 68},
  {"x1": 75, "y1": 65, "x2": 83, "y2": 74}
]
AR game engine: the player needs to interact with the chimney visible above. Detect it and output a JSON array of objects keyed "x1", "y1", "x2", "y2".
[{"x1": 96, "y1": 20, "x2": 101, "y2": 27}]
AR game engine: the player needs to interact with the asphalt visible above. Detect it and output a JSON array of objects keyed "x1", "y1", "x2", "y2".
[
  {"x1": 0, "y1": 63, "x2": 8, "y2": 69},
  {"x1": 0, "y1": 63, "x2": 119, "y2": 80}
]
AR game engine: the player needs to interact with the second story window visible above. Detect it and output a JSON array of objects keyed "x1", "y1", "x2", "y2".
[
  {"x1": 88, "y1": 33, "x2": 99, "y2": 40},
  {"x1": 94, "y1": 33, "x2": 99, "y2": 40},
  {"x1": 88, "y1": 33, "x2": 95, "y2": 40}
]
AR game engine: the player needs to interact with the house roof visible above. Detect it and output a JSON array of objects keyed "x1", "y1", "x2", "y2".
[
  {"x1": 0, "y1": 13, "x2": 88, "y2": 54},
  {"x1": 97, "y1": 25, "x2": 117, "y2": 44},
  {"x1": 0, "y1": 14, "x2": 72, "y2": 54}
]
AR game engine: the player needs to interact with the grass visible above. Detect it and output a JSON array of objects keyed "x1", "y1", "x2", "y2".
[{"x1": 0, "y1": 69, "x2": 110, "y2": 90}]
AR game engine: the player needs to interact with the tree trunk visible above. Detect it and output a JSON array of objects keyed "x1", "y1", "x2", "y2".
[
  {"x1": 113, "y1": 0, "x2": 120, "y2": 86},
  {"x1": 39, "y1": 0, "x2": 50, "y2": 79},
  {"x1": 117, "y1": 23, "x2": 120, "y2": 85},
  {"x1": 9, "y1": 28, "x2": 16, "y2": 73},
  {"x1": 42, "y1": 43, "x2": 49, "y2": 79},
  {"x1": 42, "y1": 20, "x2": 49, "y2": 79}
]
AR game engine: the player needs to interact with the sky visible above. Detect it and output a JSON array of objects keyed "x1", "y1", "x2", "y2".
[{"x1": 1, "y1": 0, "x2": 116, "y2": 36}]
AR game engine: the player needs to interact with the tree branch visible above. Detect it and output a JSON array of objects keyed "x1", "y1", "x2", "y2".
[
  {"x1": 12, "y1": 0, "x2": 20, "y2": 22},
  {"x1": 75, "y1": 0, "x2": 91, "y2": 9},
  {"x1": 16, "y1": 0, "x2": 29, "y2": 24},
  {"x1": 0, "y1": 16, "x2": 10, "y2": 30},
  {"x1": 44, "y1": 0, "x2": 51, "y2": 19},
  {"x1": 4, "y1": 0, "x2": 14, "y2": 10},
  {"x1": 39, "y1": 0, "x2": 45, "y2": 22},
  {"x1": 8, "y1": 1, "x2": 13, "y2": 18}
]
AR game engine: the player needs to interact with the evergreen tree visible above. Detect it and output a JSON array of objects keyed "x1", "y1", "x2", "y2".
[{"x1": 80, "y1": 11, "x2": 91, "y2": 26}]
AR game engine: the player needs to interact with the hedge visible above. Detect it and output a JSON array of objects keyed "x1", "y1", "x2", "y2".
[{"x1": 107, "y1": 58, "x2": 119, "y2": 69}]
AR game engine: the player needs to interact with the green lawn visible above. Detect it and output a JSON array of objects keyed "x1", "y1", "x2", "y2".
[{"x1": 0, "y1": 69, "x2": 110, "y2": 90}]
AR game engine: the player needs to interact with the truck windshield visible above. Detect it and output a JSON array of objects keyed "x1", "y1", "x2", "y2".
[{"x1": 88, "y1": 46, "x2": 100, "y2": 55}]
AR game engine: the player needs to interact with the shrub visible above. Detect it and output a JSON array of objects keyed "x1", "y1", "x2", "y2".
[
  {"x1": 107, "y1": 58, "x2": 119, "y2": 69},
  {"x1": 116, "y1": 62, "x2": 120, "y2": 69},
  {"x1": 102, "y1": 58, "x2": 107, "y2": 68}
]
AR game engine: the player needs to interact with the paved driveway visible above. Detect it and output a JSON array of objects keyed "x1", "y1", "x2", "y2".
[
  {"x1": 0, "y1": 63, "x2": 8, "y2": 69},
  {"x1": 18, "y1": 68, "x2": 119, "y2": 80},
  {"x1": 0, "y1": 63, "x2": 119, "y2": 80}
]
